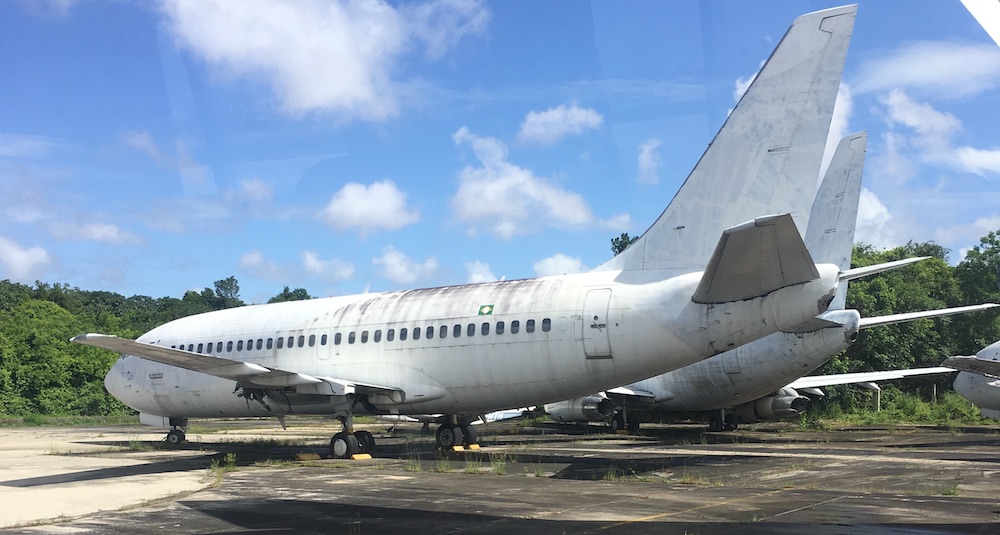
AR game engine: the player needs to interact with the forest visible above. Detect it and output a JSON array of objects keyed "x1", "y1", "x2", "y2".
[{"x1": 1, "y1": 231, "x2": 998, "y2": 422}]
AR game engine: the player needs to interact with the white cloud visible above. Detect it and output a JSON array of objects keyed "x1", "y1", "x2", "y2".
[
  {"x1": 954, "y1": 146, "x2": 1000, "y2": 176},
  {"x1": 0, "y1": 133, "x2": 56, "y2": 158},
  {"x1": 0, "y1": 237, "x2": 50, "y2": 281},
  {"x1": 373, "y1": 245, "x2": 437, "y2": 284},
  {"x1": 464, "y1": 260, "x2": 495, "y2": 283},
  {"x1": 451, "y1": 127, "x2": 630, "y2": 240},
  {"x1": 516, "y1": 102, "x2": 603, "y2": 146},
  {"x1": 239, "y1": 249, "x2": 289, "y2": 281},
  {"x1": 854, "y1": 41, "x2": 1000, "y2": 97},
  {"x1": 122, "y1": 130, "x2": 163, "y2": 163},
  {"x1": 533, "y1": 253, "x2": 586, "y2": 277},
  {"x1": 158, "y1": 0, "x2": 488, "y2": 121},
  {"x1": 49, "y1": 222, "x2": 142, "y2": 244},
  {"x1": 854, "y1": 188, "x2": 896, "y2": 249},
  {"x1": 302, "y1": 250, "x2": 354, "y2": 281},
  {"x1": 636, "y1": 138, "x2": 662, "y2": 185},
  {"x1": 322, "y1": 180, "x2": 419, "y2": 234}
]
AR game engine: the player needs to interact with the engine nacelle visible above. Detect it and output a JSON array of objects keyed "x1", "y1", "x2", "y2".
[
  {"x1": 732, "y1": 387, "x2": 811, "y2": 423},
  {"x1": 544, "y1": 395, "x2": 615, "y2": 423}
]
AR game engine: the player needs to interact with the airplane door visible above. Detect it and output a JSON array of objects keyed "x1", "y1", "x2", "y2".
[{"x1": 582, "y1": 289, "x2": 612, "y2": 359}]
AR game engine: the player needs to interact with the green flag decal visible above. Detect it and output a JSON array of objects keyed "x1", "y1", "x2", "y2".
[{"x1": 478, "y1": 304, "x2": 494, "y2": 316}]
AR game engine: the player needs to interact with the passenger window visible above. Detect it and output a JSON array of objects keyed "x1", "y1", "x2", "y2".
[
  {"x1": 440, "y1": 325, "x2": 448, "y2": 339},
  {"x1": 453, "y1": 324, "x2": 461, "y2": 338},
  {"x1": 413, "y1": 327, "x2": 421, "y2": 340},
  {"x1": 276, "y1": 337, "x2": 283, "y2": 349},
  {"x1": 227, "y1": 341, "x2": 234, "y2": 352},
  {"x1": 361, "y1": 331, "x2": 369, "y2": 343},
  {"x1": 387, "y1": 329, "x2": 395, "y2": 342},
  {"x1": 542, "y1": 318, "x2": 552, "y2": 332},
  {"x1": 526, "y1": 319, "x2": 536, "y2": 333},
  {"x1": 188, "y1": 344, "x2": 194, "y2": 351},
  {"x1": 266, "y1": 338, "x2": 273, "y2": 349},
  {"x1": 256, "y1": 339, "x2": 263, "y2": 350},
  {"x1": 216, "y1": 342, "x2": 223, "y2": 352},
  {"x1": 511, "y1": 320, "x2": 520, "y2": 334},
  {"x1": 335, "y1": 333, "x2": 342, "y2": 345},
  {"x1": 400, "y1": 328, "x2": 408, "y2": 341},
  {"x1": 349, "y1": 332, "x2": 356, "y2": 344},
  {"x1": 287, "y1": 336, "x2": 294, "y2": 348},
  {"x1": 237, "y1": 340, "x2": 244, "y2": 351},
  {"x1": 374, "y1": 330, "x2": 382, "y2": 343},
  {"x1": 308, "y1": 334, "x2": 316, "y2": 347},
  {"x1": 426, "y1": 326, "x2": 434, "y2": 339},
  {"x1": 481, "y1": 322, "x2": 490, "y2": 335},
  {"x1": 197, "y1": 343, "x2": 204, "y2": 353},
  {"x1": 496, "y1": 321, "x2": 505, "y2": 335},
  {"x1": 320, "y1": 334, "x2": 327, "y2": 346},
  {"x1": 297, "y1": 335, "x2": 305, "y2": 348}
]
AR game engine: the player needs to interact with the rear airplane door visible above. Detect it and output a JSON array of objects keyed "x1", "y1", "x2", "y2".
[{"x1": 582, "y1": 289, "x2": 612, "y2": 359}]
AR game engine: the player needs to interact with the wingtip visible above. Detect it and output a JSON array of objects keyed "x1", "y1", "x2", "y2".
[{"x1": 793, "y1": 4, "x2": 858, "y2": 25}]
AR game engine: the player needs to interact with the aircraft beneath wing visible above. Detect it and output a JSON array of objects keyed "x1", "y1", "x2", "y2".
[
  {"x1": 545, "y1": 130, "x2": 999, "y2": 432},
  {"x1": 944, "y1": 340, "x2": 1000, "y2": 419},
  {"x1": 75, "y1": 5, "x2": 859, "y2": 458}
]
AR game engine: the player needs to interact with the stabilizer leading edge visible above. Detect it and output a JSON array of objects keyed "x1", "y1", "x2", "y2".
[{"x1": 597, "y1": 5, "x2": 857, "y2": 273}]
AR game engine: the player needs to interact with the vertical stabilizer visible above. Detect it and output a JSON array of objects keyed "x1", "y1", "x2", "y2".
[
  {"x1": 804, "y1": 131, "x2": 866, "y2": 310},
  {"x1": 596, "y1": 5, "x2": 857, "y2": 272}
]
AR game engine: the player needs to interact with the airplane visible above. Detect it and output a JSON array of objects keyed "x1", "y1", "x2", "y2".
[
  {"x1": 74, "y1": 5, "x2": 861, "y2": 459},
  {"x1": 545, "y1": 131, "x2": 998, "y2": 432},
  {"x1": 944, "y1": 340, "x2": 1000, "y2": 418}
]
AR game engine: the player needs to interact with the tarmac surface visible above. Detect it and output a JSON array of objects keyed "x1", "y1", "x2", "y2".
[{"x1": 1, "y1": 418, "x2": 998, "y2": 534}]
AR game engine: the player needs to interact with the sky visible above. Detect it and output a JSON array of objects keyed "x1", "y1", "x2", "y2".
[{"x1": 1, "y1": 0, "x2": 999, "y2": 304}]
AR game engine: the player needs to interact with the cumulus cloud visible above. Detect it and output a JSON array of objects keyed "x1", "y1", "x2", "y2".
[
  {"x1": 321, "y1": 180, "x2": 419, "y2": 234},
  {"x1": 49, "y1": 222, "x2": 142, "y2": 244},
  {"x1": 158, "y1": 0, "x2": 488, "y2": 121},
  {"x1": 122, "y1": 130, "x2": 163, "y2": 163},
  {"x1": 854, "y1": 188, "x2": 896, "y2": 249},
  {"x1": 636, "y1": 138, "x2": 662, "y2": 185},
  {"x1": 451, "y1": 127, "x2": 630, "y2": 240},
  {"x1": 302, "y1": 250, "x2": 354, "y2": 281},
  {"x1": 464, "y1": 260, "x2": 496, "y2": 283},
  {"x1": 533, "y1": 253, "x2": 586, "y2": 277},
  {"x1": 854, "y1": 41, "x2": 1000, "y2": 97},
  {"x1": 516, "y1": 102, "x2": 603, "y2": 146},
  {"x1": 0, "y1": 237, "x2": 50, "y2": 281},
  {"x1": 373, "y1": 245, "x2": 437, "y2": 284},
  {"x1": 239, "y1": 249, "x2": 289, "y2": 281}
]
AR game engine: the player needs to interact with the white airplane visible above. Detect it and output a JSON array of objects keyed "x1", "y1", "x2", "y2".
[
  {"x1": 74, "y1": 5, "x2": 860, "y2": 458},
  {"x1": 545, "y1": 131, "x2": 997, "y2": 431},
  {"x1": 944, "y1": 341, "x2": 1000, "y2": 418}
]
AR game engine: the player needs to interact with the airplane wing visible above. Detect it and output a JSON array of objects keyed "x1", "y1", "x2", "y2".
[
  {"x1": 859, "y1": 303, "x2": 999, "y2": 329},
  {"x1": 607, "y1": 386, "x2": 657, "y2": 398},
  {"x1": 788, "y1": 367, "x2": 956, "y2": 390},
  {"x1": 942, "y1": 356, "x2": 1000, "y2": 378},
  {"x1": 72, "y1": 333, "x2": 413, "y2": 403}
]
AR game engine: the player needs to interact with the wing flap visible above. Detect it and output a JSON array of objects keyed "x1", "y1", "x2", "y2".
[{"x1": 788, "y1": 367, "x2": 955, "y2": 390}]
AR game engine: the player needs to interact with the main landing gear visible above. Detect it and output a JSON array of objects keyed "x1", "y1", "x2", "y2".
[
  {"x1": 708, "y1": 410, "x2": 738, "y2": 432},
  {"x1": 329, "y1": 413, "x2": 377, "y2": 459},
  {"x1": 434, "y1": 417, "x2": 479, "y2": 451},
  {"x1": 165, "y1": 418, "x2": 188, "y2": 445},
  {"x1": 609, "y1": 410, "x2": 640, "y2": 434}
]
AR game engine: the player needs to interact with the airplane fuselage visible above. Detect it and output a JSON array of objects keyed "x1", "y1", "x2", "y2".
[{"x1": 106, "y1": 267, "x2": 838, "y2": 420}]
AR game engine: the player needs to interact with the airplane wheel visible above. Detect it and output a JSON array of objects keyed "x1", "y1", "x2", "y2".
[
  {"x1": 627, "y1": 419, "x2": 640, "y2": 434},
  {"x1": 166, "y1": 429, "x2": 186, "y2": 445},
  {"x1": 331, "y1": 432, "x2": 360, "y2": 459},
  {"x1": 609, "y1": 412, "x2": 625, "y2": 433},
  {"x1": 708, "y1": 415, "x2": 724, "y2": 432},
  {"x1": 354, "y1": 430, "x2": 376, "y2": 454},
  {"x1": 435, "y1": 424, "x2": 465, "y2": 449},
  {"x1": 459, "y1": 424, "x2": 477, "y2": 446}
]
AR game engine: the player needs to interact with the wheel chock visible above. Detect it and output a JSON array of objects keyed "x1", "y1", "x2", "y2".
[
  {"x1": 466, "y1": 443, "x2": 481, "y2": 450},
  {"x1": 451, "y1": 445, "x2": 465, "y2": 452},
  {"x1": 350, "y1": 453, "x2": 373, "y2": 460}
]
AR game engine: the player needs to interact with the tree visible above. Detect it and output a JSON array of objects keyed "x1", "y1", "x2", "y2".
[
  {"x1": 268, "y1": 286, "x2": 313, "y2": 303},
  {"x1": 611, "y1": 232, "x2": 639, "y2": 256},
  {"x1": 213, "y1": 276, "x2": 244, "y2": 309},
  {"x1": 953, "y1": 230, "x2": 1000, "y2": 354}
]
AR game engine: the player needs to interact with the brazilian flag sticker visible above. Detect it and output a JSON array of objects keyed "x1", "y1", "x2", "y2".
[{"x1": 478, "y1": 304, "x2": 494, "y2": 316}]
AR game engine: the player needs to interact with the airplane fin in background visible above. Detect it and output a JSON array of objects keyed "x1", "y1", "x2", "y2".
[
  {"x1": 805, "y1": 131, "x2": 867, "y2": 310},
  {"x1": 858, "y1": 303, "x2": 999, "y2": 330},
  {"x1": 596, "y1": 5, "x2": 857, "y2": 272},
  {"x1": 692, "y1": 213, "x2": 819, "y2": 304},
  {"x1": 71, "y1": 333, "x2": 413, "y2": 403}
]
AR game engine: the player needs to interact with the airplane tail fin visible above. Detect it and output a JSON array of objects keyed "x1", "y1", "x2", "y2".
[
  {"x1": 597, "y1": 5, "x2": 857, "y2": 273},
  {"x1": 692, "y1": 213, "x2": 818, "y2": 304}
]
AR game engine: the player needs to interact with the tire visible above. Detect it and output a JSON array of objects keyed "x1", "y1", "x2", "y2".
[
  {"x1": 435, "y1": 424, "x2": 465, "y2": 449},
  {"x1": 331, "y1": 432, "x2": 360, "y2": 458},
  {"x1": 609, "y1": 412, "x2": 625, "y2": 433},
  {"x1": 354, "y1": 430, "x2": 376, "y2": 454},
  {"x1": 166, "y1": 429, "x2": 185, "y2": 445},
  {"x1": 460, "y1": 424, "x2": 477, "y2": 446}
]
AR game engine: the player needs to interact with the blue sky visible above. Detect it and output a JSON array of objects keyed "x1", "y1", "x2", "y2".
[{"x1": 1, "y1": 0, "x2": 999, "y2": 304}]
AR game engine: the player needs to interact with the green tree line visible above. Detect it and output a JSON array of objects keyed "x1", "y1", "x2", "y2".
[{"x1": 2, "y1": 230, "x2": 999, "y2": 420}]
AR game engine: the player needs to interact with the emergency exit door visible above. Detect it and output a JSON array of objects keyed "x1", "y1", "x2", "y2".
[{"x1": 582, "y1": 289, "x2": 612, "y2": 359}]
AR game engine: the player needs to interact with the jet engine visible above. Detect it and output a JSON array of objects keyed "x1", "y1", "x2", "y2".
[
  {"x1": 732, "y1": 387, "x2": 811, "y2": 423},
  {"x1": 544, "y1": 395, "x2": 615, "y2": 423}
]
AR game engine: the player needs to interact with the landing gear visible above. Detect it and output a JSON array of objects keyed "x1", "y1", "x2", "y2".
[
  {"x1": 328, "y1": 412, "x2": 376, "y2": 459},
  {"x1": 165, "y1": 417, "x2": 188, "y2": 445},
  {"x1": 434, "y1": 417, "x2": 479, "y2": 450},
  {"x1": 708, "y1": 410, "x2": 738, "y2": 432},
  {"x1": 355, "y1": 430, "x2": 376, "y2": 454},
  {"x1": 609, "y1": 410, "x2": 640, "y2": 434}
]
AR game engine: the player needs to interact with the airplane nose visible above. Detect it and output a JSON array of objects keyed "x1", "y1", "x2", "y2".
[{"x1": 104, "y1": 357, "x2": 130, "y2": 400}]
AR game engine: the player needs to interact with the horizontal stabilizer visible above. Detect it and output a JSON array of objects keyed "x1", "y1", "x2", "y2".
[
  {"x1": 943, "y1": 356, "x2": 1000, "y2": 377},
  {"x1": 859, "y1": 303, "x2": 999, "y2": 330},
  {"x1": 788, "y1": 367, "x2": 956, "y2": 390},
  {"x1": 839, "y1": 257, "x2": 928, "y2": 282},
  {"x1": 71, "y1": 333, "x2": 405, "y2": 401},
  {"x1": 693, "y1": 213, "x2": 818, "y2": 304}
]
